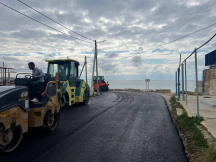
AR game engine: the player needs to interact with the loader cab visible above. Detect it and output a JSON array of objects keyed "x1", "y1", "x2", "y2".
[
  {"x1": 46, "y1": 59, "x2": 79, "y2": 86},
  {"x1": 94, "y1": 76, "x2": 105, "y2": 83},
  {"x1": 94, "y1": 76, "x2": 104, "y2": 81}
]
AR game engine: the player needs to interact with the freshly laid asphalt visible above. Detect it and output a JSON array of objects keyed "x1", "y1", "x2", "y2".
[{"x1": 0, "y1": 91, "x2": 188, "y2": 162}]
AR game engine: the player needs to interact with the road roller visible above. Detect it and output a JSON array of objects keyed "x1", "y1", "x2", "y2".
[
  {"x1": 46, "y1": 59, "x2": 90, "y2": 108},
  {"x1": 0, "y1": 73, "x2": 60, "y2": 152}
]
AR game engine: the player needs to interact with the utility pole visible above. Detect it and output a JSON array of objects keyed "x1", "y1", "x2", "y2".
[
  {"x1": 3, "y1": 62, "x2": 6, "y2": 85},
  {"x1": 194, "y1": 48, "x2": 200, "y2": 116},
  {"x1": 185, "y1": 60, "x2": 188, "y2": 105},
  {"x1": 178, "y1": 54, "x2": 181, "y2": 100},
  {"x1": 175, "y1": 71, "x2": 177, "y2": 95},
  {"x1": 95, "y1": 40, "x2": 99, "y2": 95},
  {"x1": 85, "y1": 56, "x2": 87, "y2": 83},
  {"x1": 178, "y1": 68, "x2": 180, "y2": 99},
  {"x1": 90, "y1": 40, "x2": 105, "y2": 95},
  {"x1": 91, "y1": 45, "x2": 96, "y2": 95},
  {"x1": 181, "y1": 63, "x2": 185, "y2": 101}
]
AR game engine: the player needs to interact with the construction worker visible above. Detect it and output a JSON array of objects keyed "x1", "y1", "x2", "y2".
[
  {"x1": 28, "y1": 62, "x2": 45, "y2": 82},
  {"x1": 28, "y1": 62, "x2": 45, "y2": 102}
]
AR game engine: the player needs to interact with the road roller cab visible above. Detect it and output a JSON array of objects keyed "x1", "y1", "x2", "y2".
[
  {"x1": 46, "y1": 59, "x2": 90, "y2": 108},
  {"x1": 0, "y1": 73, "x2": 60, "y2": 152}
]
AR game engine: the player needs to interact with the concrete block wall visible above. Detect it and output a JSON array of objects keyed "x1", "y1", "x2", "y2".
[
  {"x1": 203, "y1": 68, "x2": 216, "y2": 96},
  {"x1": 194, "y1": 81, "x2": 203, "y2": 94}
]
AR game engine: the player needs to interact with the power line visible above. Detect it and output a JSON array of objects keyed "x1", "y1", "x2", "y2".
[
  {"x1": 141, "y1": 8, "x2": 214, "y2": 44},
  {"x1": 179, "y1": 33, "x2": 216, "y2": 67},
  {"x1": 138, "y1": 2, "x2": 216, "y2": 24},
  {"x1": 18, "y1": 0, "x2": 94, "y2": 41},
  {"x1": 126, "y1": 3, "x2": 216, "y2": 50},
  {"x1": 0, "y1": 1, "x2": 92, "y2": 43},
  {"x1": 111, "y1": 4, "x2": 215, "y2": 56},
  {"x1": 100, "y1": 22, "x2": 216, "y2": 64}
]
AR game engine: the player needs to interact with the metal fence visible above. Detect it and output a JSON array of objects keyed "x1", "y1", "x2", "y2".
[{"x1": 176, "y1": 33, "x2": 216, "y2": 116}]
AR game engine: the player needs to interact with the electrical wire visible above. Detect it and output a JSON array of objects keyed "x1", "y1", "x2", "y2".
[
  {"x1": 179, "y1": 33, "x2": 216, "y2": 67},
  {"x1": 100, "y1": 22, "x2": 216, "y2": 64},
  {"x1": 0, "y1": 1, "x2": 92, "y2": 43},
  {"x1": 141, "y1": 8, "x2": 214, "y2": 44},
  {"x1": 105, "y1": 6, "x2": 215, "y2": 61},
  {"x1": 18, "y1": 0, "x2": 94, "y2": 41},
  {"x1": 138, "y1": 2, "x2": 216, "y2": 24}
]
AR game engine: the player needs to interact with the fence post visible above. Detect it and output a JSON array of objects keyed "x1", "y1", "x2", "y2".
[
  {"x1": 195, "y1": 48, "x2": 200, "y2": 116},
  {"x1": 178, "y1": 67, "x2": 180, "y2": 99},
  {"x1": 176, "y1": 71, "x2": 177, "y2": 95},
  {"x1": 202, "y1": 70, "x2": 205, "y2": 94},
  {"x1": 185, "y1": 60, "x2": 188, "y2": 105},
  {"x1": 181, "y1": 63, "x2": 185, "y2": 101}
]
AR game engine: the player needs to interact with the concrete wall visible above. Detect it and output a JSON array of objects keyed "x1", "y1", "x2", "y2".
[
  {"x1": 203, "y1": 68, "x2": 216, "y2": 96},
  {"x1": 194, "y1": 81, "x2": 202, "y2": 94}
]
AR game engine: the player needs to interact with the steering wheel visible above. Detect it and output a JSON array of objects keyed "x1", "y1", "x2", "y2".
[{"x1": 25, "y1": 75, "x2": 33, "y2": 80}]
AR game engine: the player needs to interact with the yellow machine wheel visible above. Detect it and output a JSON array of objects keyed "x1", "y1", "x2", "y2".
[
  {"x1": 83, "y1": 89, "x2": 90, "y2": 105},
  {"x1": 0, "y1": 126, "x2": 23, "y2": 153},
  {"x1": 44, "y1": 112, "x2": 60, "y2": 131},
  {"x1": 59, "y1": 97, "x2": 66, "y2": 108}
]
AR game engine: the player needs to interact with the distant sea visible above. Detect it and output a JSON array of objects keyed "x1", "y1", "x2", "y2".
[
  {"x1": 89, "y1": 80, "x2": 197, "y2": 93},
  {"x1": 1, "y1": 77, "x2": 196, "y2": 93}
]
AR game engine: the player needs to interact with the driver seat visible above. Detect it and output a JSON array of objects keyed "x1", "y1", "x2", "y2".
[
  {"x1": 14, "y1": 78, "x2": 30, "y2": 86},
  {"x1": 29, "y1": 84, "x2": 56, "y2": 108},
  {"x1": 15, "y1": 77, "x2": 45, "y2": 101}
]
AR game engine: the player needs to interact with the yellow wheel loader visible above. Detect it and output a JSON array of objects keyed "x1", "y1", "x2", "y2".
[{"x1": 0, "y1": 73, "x2": 60, "y2": 152}]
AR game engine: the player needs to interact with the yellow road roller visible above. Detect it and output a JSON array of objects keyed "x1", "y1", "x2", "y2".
[
  {"x1": 0, "y1": 73, "x2": 60, "y2": 152},
  {"x1": 46, "y1": 59, "x2": 90, "y2": 108}
]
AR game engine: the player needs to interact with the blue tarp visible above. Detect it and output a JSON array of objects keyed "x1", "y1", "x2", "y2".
[{"x1": 205, "y1": 50, "x2": 216, "y2": 66}]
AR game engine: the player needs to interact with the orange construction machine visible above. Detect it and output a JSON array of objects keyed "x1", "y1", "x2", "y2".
[{"x1": 93, "y1": 76, "x2": 109, "y2": 92}]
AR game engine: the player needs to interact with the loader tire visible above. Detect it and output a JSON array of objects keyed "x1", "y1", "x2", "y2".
[{"x1": 83, "y1": 89, "x2": 90, "y2": 105}]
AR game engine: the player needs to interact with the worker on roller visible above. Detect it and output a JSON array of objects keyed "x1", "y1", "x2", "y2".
[{"x1": 28, "y1": 62, "x2": 45, "y2": 82}]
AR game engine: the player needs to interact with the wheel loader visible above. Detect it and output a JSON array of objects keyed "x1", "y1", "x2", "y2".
[
  {"x1": 0, "y1": 73, "x2": 60, "y2": 152},
  {"x1": 46, "y1": 59, "x2": 90, "y2": 108}
]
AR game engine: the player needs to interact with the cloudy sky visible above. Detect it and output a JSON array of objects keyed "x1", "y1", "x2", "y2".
[{"x1": 0, "y1": 0, "x2": 216, "y2": 80}]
